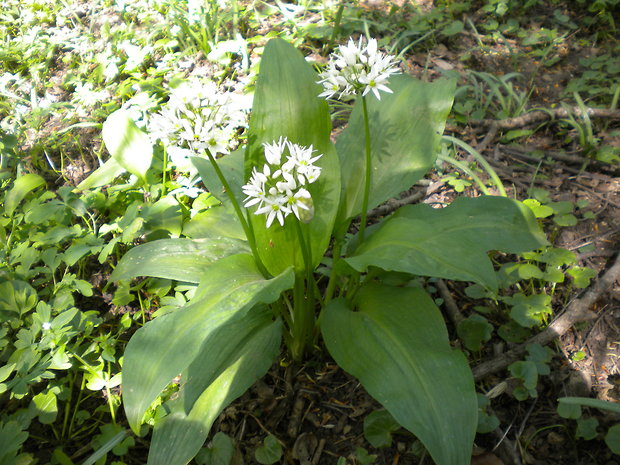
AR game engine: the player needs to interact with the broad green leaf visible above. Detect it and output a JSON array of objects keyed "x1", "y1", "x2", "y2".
[
  {"x1": 109, "y1": 238, "x2": 249, "y2": 283},
  {"x1": 335, "y1": 75, "x2": 455, "y2": 227},
  {"x1": 476, "y1": 394, "x2": 500, "y2": 434},
  {"x1": 363, "y1": 410, "x2": 400, "y2": 448},
  {"x1": 196, "y1": 432, "x2": 234, "y2": 465},
  {"x1": 509, "y1": 361, "x2": 538, "y2": 390},
  {"x1": 122, "y1": 254, "x2": 293, "y2": 433},
  {"x1": 0, "y1": 279, "x2": 37, "y2": 318},
  {"x1": 457, "y1": 314, "x2": 493, "y2": 351},
  {"x1": 183, "y1": 203, "x2": 245, "y2": 241},
  {"x1": 255, "y1": 435, "x2": 283, "y2": 465},
  {"x1": 346, "y1": 196, "x2": 548, "y2": 291},
  {"x1": 246, "y1": 38, "x2": 340, "y2": 275},
  {"x1": 30, "y1": 390, "x2": 58, "y2": 424},
  {"x1": 557, "y1": 401, "x2": 581, "y2": 419},
  {"x1": 192, "y1": 149, "x2": 245, "y2": 207},
  {"x1": 605, "y1": 424, "x2": 620, "y2": 454},
  {"x1": 321, "y1": 283, "x2": 477, "y2": 465},
  {"x1": 525, "y1": 343, "x2": 554, "y2": 375},
  {"x1": 102, "y1": 109, "x2": 153, "y2": 183},
  {"x1": 507, "y1": 293, "x2": 552, "y2": 328},
  {"x1": 148, "y1": 311, "x2": 281, "y2": 465},
  {"x1": 52, "y1": 449, "x2": 75, "y2": 465},
  {"x1": 76, "y1": 158, "x2": 126, "y2": 190},
  {"x1": 568, "y1": 266, "x2": 597, "y2": 288},
  {"x1": 0, "y1": 421, "x2": 28, "y2": 462},
  {"x1": 141, "y1": 196, "x2": 183, "y2": 237},
  {"x1": 4, "y1": 173, "x2": 45, "y2": 216},
  {"x1": 576, "y1": 417, "x2": 599, "y2": 440}
]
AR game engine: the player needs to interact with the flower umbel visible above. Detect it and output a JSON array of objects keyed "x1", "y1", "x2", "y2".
[
  {"x1": 317, "y1": 37, "x2": 401, "y2": 100},
  {"x1": 147, "y1": 78, "x2": 248, "y2": 171},
  {"x1": 243, "y1": 138, "x2": 322, "y2": 228}
]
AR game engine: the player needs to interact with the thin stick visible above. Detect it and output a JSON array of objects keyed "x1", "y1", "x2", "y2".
[
  {"x1": 437, "y1": 279, "x2": 465, "y2": 325},
  {"x1": 470, "y1": 107, "x2": 620, "y2": 130},
  {"x1": 473, "y1": 253, "x2": 620, "y2": 381}
]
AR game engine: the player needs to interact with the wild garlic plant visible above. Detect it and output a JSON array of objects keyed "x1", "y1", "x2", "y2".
[{"x1": 98, "y1": 37, "x2": 548, "y2": 465}]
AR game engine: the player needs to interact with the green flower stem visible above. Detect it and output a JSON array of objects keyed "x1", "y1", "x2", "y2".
[
  {"x1": 161, "y1": 144, "x2": 168, "y2": 195},
  {"x1": 204, "y1": 149, "x2": 269, "y2": 277},
  {"x1": 289, "y1": 220, "x2": 316, "y2": 361},
  {"x1": 359, "y1": 95, "x2": 372, "y2": 244},
  {"x1": 290, "y1": 273, "x2": 314, "y2": 362}
]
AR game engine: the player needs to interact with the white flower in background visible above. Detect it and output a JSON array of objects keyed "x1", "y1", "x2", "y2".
[
  {"x1": 73, "y1": 82, "x2": 110, "y2": 107},
  {"x1": 98, "y1": 46, "x2": 120, "y2": 81},
  {"x1": 317, "y1": 36, "x2": 401, "y2": 100},
  {"x1": 187, "y1": 0, "x2": 203, "y2": 24},
  {"x1": 168, "y1": 175, "x2": 205, "y2": 198},
  {"x1": 119, "y1": 40, "x2": 153, "y2": 72},
  {"x1": 147, "y1": 78, "x2": 248, "y2": 171},
  {"x1": 42, "y1": 322, "x2": 51, "y2": 331},
  {"x1": 242, "y1": 138, "x2": 322, "y2": 228},
  {"x1": 122, "y1": 92, "x2": 160, "y2": 128}
]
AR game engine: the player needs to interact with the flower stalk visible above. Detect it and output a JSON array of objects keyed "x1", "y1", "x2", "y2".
[
  {"x1": 359, "y1": 95, "x2": 372, "y2": 244},
  {"x1": 204, "y1": 149, "x2": 269, "y2": 277}
]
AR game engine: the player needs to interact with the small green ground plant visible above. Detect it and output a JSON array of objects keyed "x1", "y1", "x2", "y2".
[{"x1": 99, "y1": 37, "x2": 549, "y2": 465}]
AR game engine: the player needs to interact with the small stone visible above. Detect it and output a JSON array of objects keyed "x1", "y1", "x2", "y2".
[{"x1": 547, "y1": 431, "x2": 565, "y2": 444}]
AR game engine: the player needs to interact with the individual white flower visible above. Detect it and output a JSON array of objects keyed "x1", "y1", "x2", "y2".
[
  {"x1": 255, "y1": 196, "x2": 290, "y2": 228},
  {"x1": 359, "y1": 68, "x2": 394, "y2": 100},
  {"x1": 264, "y1": 137, "x2": 286, "y2": 165},
  {"x1": 284, "y1": 187, "x2": 312, "y2": 221},
  {"x1": 317, "y1": 36, "x2": 400, "y2": 100},
  {"x1": 242, "y1": 138, "x2": 322, "y2": 228},
  {"x1": 242, "y1": 169, "x2": 268, "y2": 208},
  {"x1": 42, "y1": 322, "x2": 51, "y2": 331}
]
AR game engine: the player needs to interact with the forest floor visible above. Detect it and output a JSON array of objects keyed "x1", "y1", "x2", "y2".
[{"x1": 2, "y1": 0, "x2": 619, "y2": 464}]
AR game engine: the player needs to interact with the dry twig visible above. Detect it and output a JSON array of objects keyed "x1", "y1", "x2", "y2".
[
  {"x1": 470, "y1": 107, "x2": 620, "y2": 130},
  {"x1": 473, "y1": 253, "x2": 620, "y2": 381},
  {"x1": 437, "y1": 279, "x2": 465, "y2": 326}
]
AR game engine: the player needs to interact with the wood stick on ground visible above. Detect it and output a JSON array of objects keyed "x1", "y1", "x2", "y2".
[
  {"x1": 437, "y1": 279, "x2": 465, "y2": 326},
  {"x1": 366, "y1": 190, "x2": 425, "y2": 219},
  {"x1": 475, "y1": 123, "x2": 499, "y2": 154},
  {"x1": 470, "y1": 107, "x2": 620, "y2": 130},
  {"x1": 473, "y1": 253, "x2": 620, "y2": 381}
]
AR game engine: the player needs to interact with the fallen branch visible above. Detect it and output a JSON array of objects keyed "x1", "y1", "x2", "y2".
[
  {"x1": 470, "y1": 107, "x2": 620, "y2": 130},
  {"x1": 473, "y1": 253, "x2": 620, "y2": 381},
  {"x1": 366, "y1": 190, "x2": 425, "y2": 219},
  {"x1": 437, "y1": 279, "x2": 465, "y2": 326}
]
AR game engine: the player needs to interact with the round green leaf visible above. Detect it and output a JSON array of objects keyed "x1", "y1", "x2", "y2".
[
  {"x1": 605, "y1": 424, "x2": 620, "y2": 454},
  {"x1": 255, "y1": 435, "x2": 282, "y2": 465}
]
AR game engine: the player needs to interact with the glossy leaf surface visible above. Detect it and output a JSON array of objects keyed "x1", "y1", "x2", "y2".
[
  {"x1": 148, "y1": 311, "x2": 281, "y2": 465},
  {"x1": 4, "y1": 173, "x2": 45, "y2": 216},
  {"x1": 109, "y1": 237, "x2": 249, "y2": 283},
  {"x1": 321, "y1": 283, "x2": 477, "y2": 465},
  {"x1": 102, "y1": 109, "x2": 153, "y2": 183},
  {"x1": 76, "y1": 158, "x2": 125, "y2": 190},
  {"x1": 191, "y1": 149, "x2": 245, "y2": 206},
  {"x1": 335, "y1": 76, "x2": 455, "y2": 227},
  {"x1": 122, "y1": 254, "x2": 294, "y2": 432},
  {"x1": 246, "y1": 38, "x2": 340, "y2": 275},
  {"x1": 346, "y1": 196, "x2": 548, "y2": 290}
]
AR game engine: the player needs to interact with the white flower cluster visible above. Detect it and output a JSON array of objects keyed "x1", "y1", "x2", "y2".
[
  {"x1": 317, "y1": 37, "x2": 401, "y2": 100},
  {"x1": 242, "y1": 137, "x2": 322, "y2": 228},
  {"x1": 148, "y1": 78, "x2": 249, "y2": 172}
]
